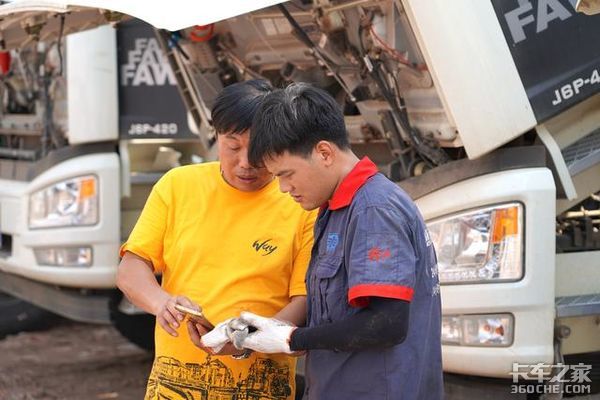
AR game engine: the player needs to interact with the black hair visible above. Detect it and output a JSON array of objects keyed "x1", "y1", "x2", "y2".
[
  {"x1": 248, "y1": 83, "x2": 350, "y2": 166},
  {"x1": 211, "y1": 79, "x2": 273, "y2": 135}
]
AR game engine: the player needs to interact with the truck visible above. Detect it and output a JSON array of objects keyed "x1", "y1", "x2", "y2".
[{"x1": 0, "y1": 0, "x2": 598, "y2": 398}]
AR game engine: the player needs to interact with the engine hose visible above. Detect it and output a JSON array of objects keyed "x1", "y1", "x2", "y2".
[{"x1": 277, "y1": 4, "x2": 356, "y2": 102}]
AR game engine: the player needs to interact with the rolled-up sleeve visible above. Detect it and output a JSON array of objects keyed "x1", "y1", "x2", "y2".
[{"x1": 119, "y1": 174, "x2": 171, "y2": 274}]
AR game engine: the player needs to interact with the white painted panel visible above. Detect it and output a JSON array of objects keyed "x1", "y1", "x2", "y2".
[
  {"x1": 0, "y1": 0, "x2": 287, "y2": 31},
  {"x1": 67, "y1": 25, "x2": 118, "y2": 144},
  {"x1": 402, "y1": 0, "x2": 537, "y2": 159}
]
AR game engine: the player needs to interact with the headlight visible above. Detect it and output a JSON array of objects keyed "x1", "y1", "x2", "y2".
[
  {"x1": 442, "y1": 314, "x2": 514, "y2": 347},
  {"x1": 427, "y1": 203, "x2": 523, "y2": 284},
  {"x1": 29, "y1": 175, "x2": 98, "y2": 229}
]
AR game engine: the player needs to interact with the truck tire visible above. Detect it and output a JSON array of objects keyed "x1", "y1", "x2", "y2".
[
  {"x1": 564, "y1": 352, "x2": 600, "y2": 396},
  {"x1": 0, "y1": 292, "x2": 57, "y2": 338},
  {"x1": 109, "y1": 292, "x2": 155, "y2": 351}
]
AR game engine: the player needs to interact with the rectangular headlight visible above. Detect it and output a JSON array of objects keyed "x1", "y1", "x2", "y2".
[
  {"x1": 29, "y1": 175, "x2": 98, "y2": 229},
  {"x1": 442, "y1": 314, "x2": 514, "y2": 347},
  {"x1": 427, "y1": 203, "x2": 523, "y2": 284},
  {"x1": 34, "y1": 247, "x2": 93, "y2": 267}
]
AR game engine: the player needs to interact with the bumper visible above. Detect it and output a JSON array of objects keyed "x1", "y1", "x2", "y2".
[
  {"x1": 0, "y1": 269, "x2": 113, "y2": 324},
  {"x1": 0, "y1": 153, "x2": 120, "y2": 289}
]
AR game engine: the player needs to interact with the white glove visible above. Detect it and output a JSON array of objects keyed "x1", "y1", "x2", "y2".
[
  {"x1": 200, "y1": 318, "x2": 233, "y2": 353},
  {"x1": 200, "y1": 318, "x2": 250, "y2": 353},
  {"x1": 238, "y1": 311, "x2": 296, "y2": 354}
]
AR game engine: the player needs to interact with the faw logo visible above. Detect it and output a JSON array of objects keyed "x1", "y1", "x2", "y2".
[
  {"x1": 502, "y1": 0, "x2": 578, "y2": 44},
  {"x1": 121, "y1": 38, "x2": 176, "y2": 87},
  {"x1": 253, "y1": 239, "x2": 278, "y2": 256}
]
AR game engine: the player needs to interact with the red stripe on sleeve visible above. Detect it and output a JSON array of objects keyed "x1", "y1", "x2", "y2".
[{"x1": 348, "y1": 284, "x2": 414, "y2": 308}]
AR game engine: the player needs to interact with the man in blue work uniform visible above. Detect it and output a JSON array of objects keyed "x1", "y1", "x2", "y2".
[{"x1": 239, "y1": 83, "x2": 443, "y2": 400}]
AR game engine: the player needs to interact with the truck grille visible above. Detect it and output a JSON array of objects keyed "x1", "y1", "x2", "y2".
[{"x1": 562, "y1": 128, "x2": 600, "y2": 176}]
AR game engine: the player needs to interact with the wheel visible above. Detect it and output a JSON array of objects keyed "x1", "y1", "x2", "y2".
[
  {"x1": 0, "y1": 291, "x2": 58, "y2": 338},
  {"x1": 109, "y1": 291, "x2": 155, "y2": 351}
]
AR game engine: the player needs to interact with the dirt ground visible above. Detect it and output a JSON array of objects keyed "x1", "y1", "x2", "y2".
[
  {"x1": 0, "y1": 320, "x2": 153, "y2": 400},
  {"x1": 1, "y1": 321, "x2": 598, "y2": 400}
]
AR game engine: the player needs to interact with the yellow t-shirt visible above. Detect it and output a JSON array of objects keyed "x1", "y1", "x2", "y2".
[{"x1": 120, "y1": 162, "x2": 316, "y2": 400}]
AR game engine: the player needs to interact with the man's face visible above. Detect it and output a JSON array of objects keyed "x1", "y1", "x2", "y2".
[
  {"x1": 264, "y1": 148, "x2": 336, "y2": 211},
  {"x1": 217, "y1": 131, "x2": 273, "y2": 192}
]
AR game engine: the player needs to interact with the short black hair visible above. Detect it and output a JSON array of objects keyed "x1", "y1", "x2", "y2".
[
  {"x1": 211, "y1": 79, "x2": 273, "y2": 135},
  {"x1": 249, "y1": 83, "x2": 350, "y2": 166}
]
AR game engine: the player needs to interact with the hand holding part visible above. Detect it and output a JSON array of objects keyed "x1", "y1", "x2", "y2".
[
  {"x1": 156, "y1": 295, "x2": 198, "y2": 337},
  {"x1": 200, "y1": 318, "x2": 232, "y2": 353},
  {"x1": 228, "y1": 318, "x2": 251, "y2": 350},
  {"x1": 238, "y1": 311, "x2": 296, "y2": 354},
  {"x1": 200, "y1": 318, "x2": 250, "y2": 353},
  {"x1": 187, "y1": 319, "x2": 247, "y2": 356}
]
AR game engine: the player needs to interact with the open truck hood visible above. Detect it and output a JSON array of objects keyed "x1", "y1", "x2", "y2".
[
  {"x1": 0, "y1": 0, "x2": 286, "y2": 49},
  {"x1": 2, "y1": 0, "x2": 597, "y2": 160},
  {"x1": 0, "y1": 0, "x2": 532, "y2": 160}
]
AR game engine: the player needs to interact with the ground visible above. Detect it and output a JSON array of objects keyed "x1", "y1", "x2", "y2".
[
  {"x1": 0, "y1": 320, "x2": 152, "y2": 400},
  {"x1": 1, "y1": 321, "x2": 598, "y2": 400}
]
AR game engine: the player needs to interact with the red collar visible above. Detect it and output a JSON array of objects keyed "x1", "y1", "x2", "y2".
[{"x1": 328, "y1": 157, "x2": 378, "y2": 210}]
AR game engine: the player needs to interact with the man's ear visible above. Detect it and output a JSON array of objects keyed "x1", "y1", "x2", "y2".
[{"x1": 314, "y1": 141, "x2": 335, "y2": 165}]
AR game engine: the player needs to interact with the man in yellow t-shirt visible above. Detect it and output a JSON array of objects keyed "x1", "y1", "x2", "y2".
[{"x1": 117, "y1": 80, "x2": 316, "y2": 400}]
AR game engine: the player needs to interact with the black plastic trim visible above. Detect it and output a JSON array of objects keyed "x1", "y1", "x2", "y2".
[
  {"x1": 27, "y1": 142, "x2": 118, "y2": 181},
  {"x1": 444, "y1": 372, "x2": 525, "y2": 400},
  {"x1": 0, "y1": 234, "x2": 12, "y2": 258},
  {"x1": 398, "y1": 146, "x2": 547, "y2": 200}
]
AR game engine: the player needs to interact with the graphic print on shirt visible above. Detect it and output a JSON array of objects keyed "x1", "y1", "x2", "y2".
[
  {"x1": 426, "y1": 228, "x2": 441, "y2": 297},
  {"x1": 326, "y1": 233, "x2": 339, "y2": 253},
  {"x1": 145, "y1": 355, "x2": 292, "y2": 400},
  {"x1": 365, "y1": 233, "x2": 398, "y2": 271},
  {"x1": 424, "y1": 229, "x2": 433, "y2": 247},
  {"x1": 367, "y1": 246, "x2": 391, "y2": 262},
  {"x1": 252, "y1": 238, "x2": 279, "y2": 256}
]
